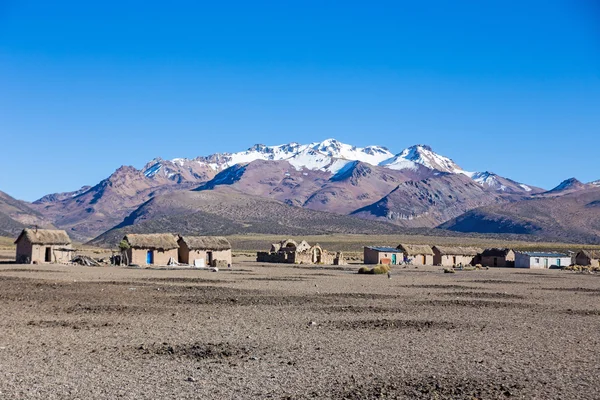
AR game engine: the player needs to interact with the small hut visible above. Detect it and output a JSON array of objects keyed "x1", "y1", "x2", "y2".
[
  {"x1": 14, "y1": 228, "x2": 73, "y2": 264},
  {"x1": 363, "y1": 246, "x2": 402, "y2": 265},
  {"x1": 480, "y1": 248, "x2": 515, "y2": 267},
  {"x1": 432, "y1": 246, "x2": 482, "y2": 267},
  {"x1": 257, "y1": 239, "x2": 335, "y2": 264},
  {"x1": 122, "y1": 233, "x2": 179, "y2": 266},
  {"x1": 178, "y1": 236, "x2": 232, "y2": 268},
  {"x1": 575, "y1": 250, "x2": 600, "y2": 268},
  {"x1": 396, "y1": 244, "x2": 434, "y2": 266},
  {"x1": 514, "y1": 251, "x2": 571, "y2": 269}
]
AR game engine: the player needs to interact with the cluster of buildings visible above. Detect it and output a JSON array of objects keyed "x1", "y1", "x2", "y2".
[
  {"x1": 364, "y1": 244, "x2": 583, "y2": 269},
  {"x1": 257, "y1": 239, "x2": 345, "y2": 265},
  {"x1": 11, "y1": 228, "x2": 600, "y2": 270},
  {"x1": 14, "y1": 228, "x2": 232, "y2": 268}
]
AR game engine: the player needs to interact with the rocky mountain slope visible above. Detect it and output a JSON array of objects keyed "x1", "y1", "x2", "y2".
[
  {"x1": 89, "y1": 189, "x2": 417, "y2": 247},
  {"x1": 0, "y1": 190, "x2": 49, "y2": 236},
  {"x1": 351, "y1": 173, "x2": 511, "y2": 227},
  {"x1": 29, "y1": 162, "x2": 216, "y2": 241},
  {"x1": 439, "y1": 183, "x2": 600, "y2": 243},
  {"x1": 20, "y1": 139, "x2": 542, "y2": 241},
  {"x1": 0, "y1": 210, "x2": 25, "y2": 237}
]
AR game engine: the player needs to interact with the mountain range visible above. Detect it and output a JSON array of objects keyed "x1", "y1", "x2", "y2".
[{"x1": 1, "y1": 139, "x2": 599, "y2": 245}]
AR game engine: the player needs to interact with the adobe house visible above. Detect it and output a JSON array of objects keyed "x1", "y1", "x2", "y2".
[
  {"x1": 363, "y1": 246, "x2": 402, "y2": 265},
  {"x1": 257, "y1": 239, "x2": 338, "y2": 265},
  {"x1": 432, "y1": 246, "x2": 482, "y2": 267},
  {"x1": 575, "y1": 250, "x2": 600, "y2": 268},
  {"x1": 480, "y1": 248, "x2": 515, "y2": 267},
  {"x1": 177, "y1": 236, "x2": 232, "y2": 268},
  {"x1": 396, "y1": 244, "x2": 434, "y2": 266},
  {"x1": 514, "y1": 251, "x2": 571, "y2": 269},
  {"x1": 122, "y1": 233, "x2": 179, "y2": 266},
  {"x1": 14, "y1": 228, "x2": 73, "y2": 264}
]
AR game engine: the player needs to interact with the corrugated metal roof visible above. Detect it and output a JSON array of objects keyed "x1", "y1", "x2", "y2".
[
  {"x1": 365, "y1": 246, "x2": 401, "y2": 253},
  {"x1": 518, "y1": 252, "x2": 569, "y2": 258}
]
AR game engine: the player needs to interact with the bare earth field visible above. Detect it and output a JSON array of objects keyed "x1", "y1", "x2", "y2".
[{"x1": 0, "y1": 262, "x2": 599, "y2": 399}]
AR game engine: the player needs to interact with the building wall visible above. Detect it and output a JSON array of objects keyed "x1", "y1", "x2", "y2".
[
  {"x1": 16, "y1": 241, "x2": 73, "y2": 264},
  {"x1": 183, "y1": 249, "x2": 232, "y2": 267},
  {"x1": 127, "y1": 248, "x2": 179, "y2": 266},
  {"x1": 363, "y1": 248, "x2": 401, "y2": 265},
  {"x1": 436, "y1": 254, "x2": 475, "y2": 267},
  {"x1": 258, "y1": 249, "x2": 335, "y2": 265},
  {"x1": 515, "y1": 254, "x2": 571, "y2": 269},
  {"x1": 15, "y1": 239, "x2": 33, "y2": 263},
  {"x1": 294, "y1": 250, "x2": 335, "y2": 265},
  {"x1": 481, "y1": 255, "x2": 515, "y2": 268},
  {"x1": 403, "y1": 253, "x2": 433, "y2": 266}
]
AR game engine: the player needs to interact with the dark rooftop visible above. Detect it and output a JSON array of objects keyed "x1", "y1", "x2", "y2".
[
  {"x1": 365, "y1": 246, "x2": 401, "y2": 253},
  {"x1": 518, "y1": 252, "x2": 569, "y2": 258}
]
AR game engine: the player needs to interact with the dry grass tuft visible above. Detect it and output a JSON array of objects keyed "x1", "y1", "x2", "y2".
[
  {"x1": 358, "y1": 265, "x2": 391, "y2": 275},
  {"x1": 562, "y1": 265, "x2": 600, "y2": 273}
]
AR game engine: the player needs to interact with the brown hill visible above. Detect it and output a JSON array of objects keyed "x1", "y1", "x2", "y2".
[
  {"x1": 439, "y1": 185, "x2": 600, "y2": 244},
  {"x1": 89, "y1": 189, "x2": 417, "y2": 247},
  {"x1": 196, "y1": 159, "x2": 437, "y2": 214},
  {"x1": 0, "y1": 210, "x2": 25, "y2": 237},
  {"x1": 350, "y1": 174, "x2": 514, "y2": 227},
  {"x1": 30, "y1": 163, "x2": 215, "y2": 241},
  {"x1": 0, "y1": 190, "x2": 49, "y2": 235}
]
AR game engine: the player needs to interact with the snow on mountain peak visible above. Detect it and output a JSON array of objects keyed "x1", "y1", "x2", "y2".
[
  {"x1": 381, "y1": 144, "x2": 465, "y2": 174},
  {"x1": 470, "y1": 171, "x2": 507, "y2": 191},
  {"x1": 161, "y1": 140, "x2": 474, "y2": 176}
]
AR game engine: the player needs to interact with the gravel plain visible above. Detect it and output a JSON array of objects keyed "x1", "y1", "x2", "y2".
[{"x1": 0, "y1": 261, "x2": 599, "y2": 399}]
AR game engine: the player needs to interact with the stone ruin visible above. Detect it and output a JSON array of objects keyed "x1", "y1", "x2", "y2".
[{"x1": 256, "y1": 239, "x2": 346, "y2": 265}]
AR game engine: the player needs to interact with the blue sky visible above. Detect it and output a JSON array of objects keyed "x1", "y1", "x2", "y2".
[{"x1": 1, "y1": 0, "x2": 599, "y2": 201}]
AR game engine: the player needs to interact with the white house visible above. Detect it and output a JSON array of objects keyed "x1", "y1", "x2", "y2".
[{"x1": 514, "y1": 252, "x2": 571, "y2": 269}]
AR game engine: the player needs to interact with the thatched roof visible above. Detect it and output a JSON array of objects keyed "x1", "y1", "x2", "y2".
[
  {"x1": 179, "y1": 236, "x2": 231, "y2": 251},
  {"x1": 578, "y1": 249, "x2": 600, "y2": 259},
  {"x1": 124, "y1": 233, "x2": 178, "y2": 250},
  {"x1": 481, "y1": 248, "x2": 513, "y2": 257},
  {"x1": 433, "y1": 246, "x2": 482, "y2": 256},
  {"x1": 15, "y1": 228, "x2": 71, "y2": 245},
  {"x1": 397, "y1": 244, "x2": 434, "y2": 256}
]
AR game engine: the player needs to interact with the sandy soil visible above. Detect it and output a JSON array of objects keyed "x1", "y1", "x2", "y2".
[{"x1": 0, "y1": 262, "x2": 598, "y2": 399}]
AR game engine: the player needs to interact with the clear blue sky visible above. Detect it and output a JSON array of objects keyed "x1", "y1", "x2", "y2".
[{"x1": 1, "y1": 0, "x2": 599, "y2": 201}]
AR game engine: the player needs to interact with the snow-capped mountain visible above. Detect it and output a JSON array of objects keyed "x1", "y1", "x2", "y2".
[
  {"x1": 28, "y1": 138, "x2": 541, "y2": 241},
  {"x1": 187, "y1": 139, "x2": 395, "y2": 174},
  {"x1": 381, "y1": 145, "x2": 465, "y2": 174},
  {"x1": 145, "y1": 139, "x2": 534, "y2": 193},
  {"x1": 147, "y1": 139, "x2": 464, "y2": 177},
  {"x1": 466, "y1": 171, "x2": 536, "y2": 193}
]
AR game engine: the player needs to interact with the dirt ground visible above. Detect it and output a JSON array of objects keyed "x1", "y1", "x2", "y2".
[{"x1": 0, "y1": 261, "x2": 599, "y2": 399}]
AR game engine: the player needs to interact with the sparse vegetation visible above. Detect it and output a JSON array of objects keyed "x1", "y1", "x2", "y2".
[
  {"x1": 358, "y1": 264, "x2": 391, "y2": 275},
  {"x1": 562, "y1": 265, "x2": 600, "y2": 273}
]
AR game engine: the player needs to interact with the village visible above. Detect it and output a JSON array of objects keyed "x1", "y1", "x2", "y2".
[{"x1": 11, "y1": 227, "x2": 600, "y2": 271}]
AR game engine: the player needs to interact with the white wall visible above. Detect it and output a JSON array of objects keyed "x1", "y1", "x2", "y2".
[{"x1": 515, "y1": 253, "x2": 571, "y2": 269}]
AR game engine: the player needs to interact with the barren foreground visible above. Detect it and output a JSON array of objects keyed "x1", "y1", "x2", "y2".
[{"x1": 0, "y1": 263, "x2": 599, "y2": 399}]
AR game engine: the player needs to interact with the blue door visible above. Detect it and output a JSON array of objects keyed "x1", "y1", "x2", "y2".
[
  {"x1": 391, "y1": 254, "x2": 396, "y2": 265},
  {"x1": 147, "y1": 250, "x2": 153, "y2": 264}
]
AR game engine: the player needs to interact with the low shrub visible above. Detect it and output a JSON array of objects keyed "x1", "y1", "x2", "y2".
[
  {"x1": 358, "y1": 266, "x2": 371, "y2": 274},
  {"x1": 358, "y1": 264, "x2": 391, "y2": 275},
  {"x1": 563, "y1": 265, "x2": 600, "y2": 272}
]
